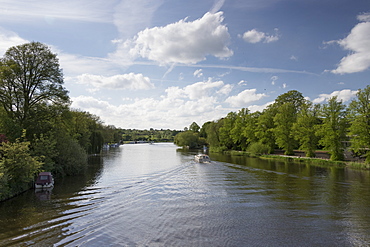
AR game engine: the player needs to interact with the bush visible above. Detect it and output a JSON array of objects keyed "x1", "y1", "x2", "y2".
[{"x1": 247, "y1": 142, "x2": 270, "y2": 156}]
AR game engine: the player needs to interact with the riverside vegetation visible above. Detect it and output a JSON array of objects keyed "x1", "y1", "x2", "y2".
[
  {"x1": 0, "y1": 42, "x2": 181, "y2": 201},
  {"x1": 175, "y1": 87, "x2": 370, "y2": 170},
  {"x1": 1, "y1": 42, "x2": 369, "y2": 201}
]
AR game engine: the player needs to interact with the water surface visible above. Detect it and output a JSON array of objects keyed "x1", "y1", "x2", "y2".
[{"x1": 1, "y1": 143, "x2": 370, "y2": 246}]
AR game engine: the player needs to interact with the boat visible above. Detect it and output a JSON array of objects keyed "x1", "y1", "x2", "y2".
[
  {"x1": 35, "y1": 172, "x2": 54, "y2": 189},
  {"x1": 194, "y1": 154, "x2": 211, "y2": 163}
]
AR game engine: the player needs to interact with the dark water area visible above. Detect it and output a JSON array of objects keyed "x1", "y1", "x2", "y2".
[{"x1": 1, "y1": 143, "x2": 370, "y2": 246}]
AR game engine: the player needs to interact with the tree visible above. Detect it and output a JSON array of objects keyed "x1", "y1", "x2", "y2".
[
  {"x1": 230, "y1": 108, "x2": 250, "y2": 150},
  {"x1": 273, "y1": 103, "x2": 297, "y2": 155},
  {"x1": 0, "y1": 137, "x2": 42, "y2": 195},
  {"x1": 219, "y1": 112, "x2": 237, "y2": 149},
  {"x1": 189, "y1": 122, "x2": 200, "y2": 132},
  {"x1": 348, "y1": 85, "x2": 370, "y2": 163},
  {"x1": 292, "y1": 103, "x2": 320, "y2": 157},
  {"x1": 316, "y1": 97, "x2": 348, "y2": 161},
  {"x1": 255, "y1": 106, "x2": 276, "y2": 153},
  {"x1": 0, "y1": 42, "x2": 69, "y2": 138},
  {"x1": 174, "y1": 131, "x2": 202, "y2": 149},
  {"x1": 272, "y1": 90, "x2": 306, "y2": 155},
  {"x1": 242, "y1": 111, "x2": 260, "y2": 145}
]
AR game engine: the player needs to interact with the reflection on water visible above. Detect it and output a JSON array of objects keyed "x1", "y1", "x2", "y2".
[{"x1": 0, "y1": 143, "x2": 369, "y2": 246}]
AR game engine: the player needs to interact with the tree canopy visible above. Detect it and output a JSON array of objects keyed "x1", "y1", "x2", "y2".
[{"x1": 0, "y1": 42, "x2": 69, "y2": 134}]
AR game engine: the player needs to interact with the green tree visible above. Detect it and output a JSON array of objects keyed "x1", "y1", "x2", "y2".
[
  {"x1": 189, "y1": 122, "x2": 200, "y2": 132},
  {"x1": 348, "y1": 86, "x2": 370, "y2": 163},
  {"x1": 0, "y1": 42, "x2": 69, "y2": 137},
  {"x1": 230, "y1": 108, "x2": 250, "y2": 150},
  {"x1": 292, "y1": 103, "x2": 320, "y2": 157},
  {"x1": 255, "y1": 106, "x2": 276, "y2": 153},
  {"x1": 273, "y1": 103, "x2": 297, "y2": 155},
  {"x1": 219, "y1": 112, "x2": 236, "y2": 149},
  {"x1": 0, "y1": 137, "x2": 42, "y2": 197},
  {"x1": 174, "y1": 131, "x2": 201, "y2": 149},
  {"x1": 242, "y1": 111, "x2": 260, "y2": 145},
  {"x1": 316, "y1": 97, "x2": 348, "y2": 161}
]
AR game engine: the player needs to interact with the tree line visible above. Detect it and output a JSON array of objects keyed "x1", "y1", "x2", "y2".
[
  {"x1": 176, "y1": 88, "x2": 370, "y2": 164},
  {"x1": 0, "y1": 42, "x2": 124, "y2": 200}
]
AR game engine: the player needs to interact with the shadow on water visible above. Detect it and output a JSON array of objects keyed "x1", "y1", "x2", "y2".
[
  {"x1": 1, "y1": 145, "x2": 370, "y2": 246},
  {"x1": 0, "y1": 154, "x2": 104, "y2": 246}
]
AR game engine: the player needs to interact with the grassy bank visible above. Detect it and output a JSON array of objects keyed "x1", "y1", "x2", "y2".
[
  {"x1": 261, "y1": 155, "x2": 370, "y2": 170},
  {"x1": 211, "y1": 149, "x2": 370, "y2": 170}
]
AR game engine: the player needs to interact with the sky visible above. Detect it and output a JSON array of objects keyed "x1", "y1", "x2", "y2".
[{"x1": 0, "y1": 0, "x2": 370, "y2": 130}]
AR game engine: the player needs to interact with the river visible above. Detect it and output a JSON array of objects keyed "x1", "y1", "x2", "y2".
[{"x1": 0, "y1": 143, "x2": 370, "y2": 246}]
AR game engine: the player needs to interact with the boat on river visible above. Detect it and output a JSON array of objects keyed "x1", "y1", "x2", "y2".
[
  {"x1": 35, "y1": 172, "x2": 54, "y2": 189},
  {"x1": 194, "y1": 154, "x2": 211, "y2": 163}
]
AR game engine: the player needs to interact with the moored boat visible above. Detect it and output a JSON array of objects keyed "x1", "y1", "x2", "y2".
[
  {"x1": 194, "y1": 154, "x2": 211, "y2": 163},
  {"x1": 35, "y1": 172, "x2": 54, "y2": 189}
]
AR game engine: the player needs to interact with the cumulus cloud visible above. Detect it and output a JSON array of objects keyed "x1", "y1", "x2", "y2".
[
  {"x1": 241, "y1": 28, "x2": 279, "y2": 43},
  {"x1": 312, "y1": 89, "x2": 358, "y2": 104},
  {"x1": 125, "y1": 11, "x2": 233, "y2": 64},
  {"x1": 166, "y1": 78, "x2": 225, "y2": 100},
  {"x1": 225, "y1": 89, "x2": 267, "y2": 107},
  {"x1": 75, "y1": 73, "x2": 154, "y2": 91},
  {"x1": 331, "y1": 13, "x2": 370, "y2": 74},
  {"x1": 71, "y1": 80, "x2": 228, "y2": 129},
  {"x1": 217, "y1": 84, "x2": 233, "y2": 95}
]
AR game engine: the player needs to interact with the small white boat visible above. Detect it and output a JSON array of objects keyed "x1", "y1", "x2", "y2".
[
  {"x1": 35, "y1": 172, "x2": 54, "y2": 189},
  {"x1": 194, "y1": 154, "x2": 211, "y2": 163}
]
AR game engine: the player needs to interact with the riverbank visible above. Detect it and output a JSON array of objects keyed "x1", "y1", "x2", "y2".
[{"x1": 218, "y1": 149, "x2": 370, "y2": 170}]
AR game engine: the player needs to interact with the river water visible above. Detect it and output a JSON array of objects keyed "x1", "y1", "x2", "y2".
[{"x1": 1, "y1": 143, "x2": 370, "y2": 246}]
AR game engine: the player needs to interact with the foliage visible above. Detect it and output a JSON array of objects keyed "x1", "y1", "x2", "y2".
[
  {"x1": 0, "y1": 137, "x2": 42, "y2": 200},
  {"x1": 273, "y1": 103, "x2": 297, "y2": 155},
  {"x1": 53, "y1": 129, "x2": 88, "y2": 176},
  {"x1": 292, "y1": 103, "x2": 320, "y2": 157},
  {"x1": 348, "y1": 85, "x2": 370, "y2": 163},
  {"x1": 174, "y1": 131, "x2": 205, "y2": 149},
  {"x1": 0, "y1": 42, "x2": 69, "y2": 134},
  {"x1": 254, "y1": 106, "x2": 276, "y2": 153},
  {"x1": 219, "y1": 112, "x2": 237, "y2": 149},
  {"x1": 201, "y1": 120, "x2": 223, "y2": 148},
  {"x1": 247, "y1": 142, "x2": 270, "y2": 156},
  {"x1": 316, "y1": 97, "x2": 348, "y2": 161},
  {"x1": 189, "y1": 122, "x2": 200, "y2": 132}
]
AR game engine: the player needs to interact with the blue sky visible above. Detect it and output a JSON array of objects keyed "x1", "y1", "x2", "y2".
[{"x1": 0, "y1": 0, "x2": 369, "y2": 130}]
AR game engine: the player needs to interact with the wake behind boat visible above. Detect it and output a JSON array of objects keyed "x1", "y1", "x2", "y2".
[{"x1": 194, "y1": 154, "x2": 211, "y2": 163}]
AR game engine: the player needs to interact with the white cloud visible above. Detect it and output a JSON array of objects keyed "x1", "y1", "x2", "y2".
[
  {"x1": 248, "y1": 101, "x2": 275, "y2": 113},
  {"x1": 225, "y1": 89, "x2": 267, "y2": 107},
  {"x1": 282, "y1": 83, "x2": 287, "y2": 88},
  {"x1": 238, "y1": 80, "x2": 247, "y2": 85},
  {"x1": 194, "y1": 69, "x2": 203, "y2": 78},
  {"x1": 290, "y1": 55, "x2": 298, "y2": 61},
  {"x1": 0, "y1": 28, "x2": 28, "y2": 56},
  {"x1": 166, "y1": 78, "x2": 224, "y2": 100},
  {"x1": 217, "y1": 84, "x2": 233, "y2": 95},
  {"x1": 0, "y1": 0, "x2": 115, "y2": 23},
  {"x1": 126, "y1": 11, "x2": 233, "y2": 64},
  {"x1": 331, "y1": 13, "x2": 370, "y2": 74},
  {"x1": 312, "y1": 89, "x2": 358, "y2": 104},
  {"x1": 71, "y1": 84, "x2": 227, "y2": 129},
  {"x1": 271, "y1": 75, "x2": 278, "y2": 85},
  {"x1": 75, "y1": 73, "x2": 154, "y2": 91},
  {"x1": 241, "y1": 28, "x2": 279, "y2": 44}
]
